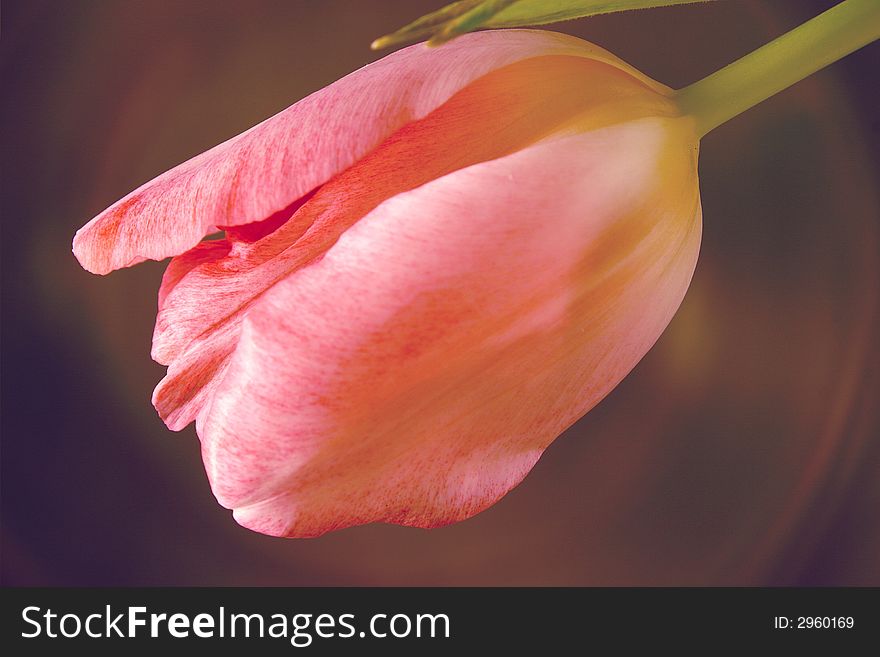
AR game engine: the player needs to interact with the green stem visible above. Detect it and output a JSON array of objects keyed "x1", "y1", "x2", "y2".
[{"x1": 676, "y1": 0, "x2": 880, "y2": 137}]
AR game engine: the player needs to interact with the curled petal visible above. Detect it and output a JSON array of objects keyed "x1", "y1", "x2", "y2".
[{"x1": 72, "y1": 30, "x2": 664, "y2": 275}]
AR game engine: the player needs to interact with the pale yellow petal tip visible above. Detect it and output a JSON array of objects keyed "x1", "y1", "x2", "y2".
[
  {"x1": 370, "y1": 36, "x2": 392, "y2": 51},
  {"x1": 372, "y1": 31, "x2": 444, "y2": 51}
]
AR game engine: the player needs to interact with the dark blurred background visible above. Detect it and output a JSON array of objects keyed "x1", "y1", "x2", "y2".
[{"x1": 2, "y1": 0, "x2": 878, "y2": 586}]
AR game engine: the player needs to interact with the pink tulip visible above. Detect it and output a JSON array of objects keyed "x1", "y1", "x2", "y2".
[{"x1": 73, "y1": 30, "x2": 701, "y2": 537}]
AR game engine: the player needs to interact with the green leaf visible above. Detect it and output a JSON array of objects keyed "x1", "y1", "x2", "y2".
[{"x1": 372, "y1": 0, "x2": 717, "y2": 50}]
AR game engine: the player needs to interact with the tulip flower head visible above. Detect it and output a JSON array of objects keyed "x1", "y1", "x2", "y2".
[
  {"x1": 75, "y1": 0, "x2": 878, "y2": 537},
  {"x1": 73, "y1": 30, "x2": 701, "y2": 537}
]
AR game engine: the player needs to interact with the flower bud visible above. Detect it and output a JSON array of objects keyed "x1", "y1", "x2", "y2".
[{"x1": 73, "y1": 30, "x2": 700, "y2": 537}]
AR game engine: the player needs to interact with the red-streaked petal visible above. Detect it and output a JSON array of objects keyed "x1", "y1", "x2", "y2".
[
  {"x1": 200, "y1": 117, "x2": 701, "y2": 537},
  {"x1": 152, "y1": 54, "x2": 669, "y2": 430},
  {"x1": 72, "y1": 30, "x2": 664, "y2": 275}
]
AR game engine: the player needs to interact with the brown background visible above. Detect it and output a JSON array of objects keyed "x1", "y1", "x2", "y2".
[{"x1": 2, "y1": 0, "x2": 879, "y2": 585}]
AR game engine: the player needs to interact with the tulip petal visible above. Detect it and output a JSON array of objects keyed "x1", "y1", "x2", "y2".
[
  {"x1": 152, "y1": 54, "x2": 673, "y2": 430},
  {"x1": 72, "y1": 30, "x2": 665, "y2": 275},
  {"x1": 199, "y1": 117, "x2": 700, "y2": 537}
]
